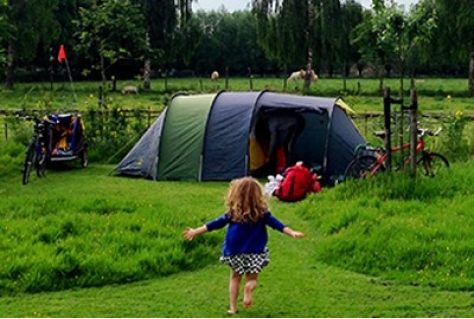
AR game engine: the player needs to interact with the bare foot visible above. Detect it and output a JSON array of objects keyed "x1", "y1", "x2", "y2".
[
  {"x1": 243, "y1": 285, "x2": 253, "y2": 309},
  {"x1": 227, "y1": 309, "x2": 238, "y2": 315}
]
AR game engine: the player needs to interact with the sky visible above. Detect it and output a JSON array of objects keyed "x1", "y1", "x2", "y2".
[{"x1": 193, "y1": 0, "x2": 420, "y2": 12}]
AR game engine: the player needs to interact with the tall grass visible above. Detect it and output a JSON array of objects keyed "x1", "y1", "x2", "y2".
[
  {"x1": 0, "y1": 168, "x2": 226, "y2": 295},
  {"x1": 1, "y1": 162, "x2": 474, "y2": 297},
  {"x1": 298, "y1": 161, "x2": 474, "y2": 291}
]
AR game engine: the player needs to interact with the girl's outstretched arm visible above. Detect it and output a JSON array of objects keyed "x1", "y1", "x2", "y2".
[
  {"x1": 282, "y1": 227, "x2": 305, "y2": 238},
  {"x1": 183, "y1": 225, "x2": 208, "y2": 241}
]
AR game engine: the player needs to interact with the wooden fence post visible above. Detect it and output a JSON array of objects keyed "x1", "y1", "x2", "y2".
[
  {"x1": 383, "y1": 87, "x2": 392, "y2": 171},
  {"x1": 225, "y1": 66, "x2": 229, "y2": 90},
  {"x1": 147, "y1": 106, "x2": 151, "y2": 128},
  {"x1": 409, "y1": 89, "x2": 418, "y2": 178},
  {"x1": 98, "y1": 85, "x2": 103, "y2": 109}
]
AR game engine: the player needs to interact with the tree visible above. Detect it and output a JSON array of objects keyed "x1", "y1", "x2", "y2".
[
  {"x1": 352, "y1": 0, "x2": 436, "y2": 95},
  {"x1": 252, "y1": 0, "x2": 312, "y2": 88},
  {"x1": 431, "y1": 0, "x2": 474, "y2": 91},
  {"x1": 340, "y1": 0, "x2": 363, "y2": 81},
  {"x1": 190, "y1": 9, "x2": 268, "y2": 76},
  {"x1": 0, "y1": 3, "x2": 13, "y2": 73},
  {"x1": 74, "y1": 0, "x2": 148, "y2": 88},
  {"x1": 134, "y1": 0, "x2": 175, "y2": 89},
  {"x1": 3, "y1": 0, "x2": 61, "y2": 89},
  {"x1": 353, "y1": 0, "x2": 436, "y2": 169}
]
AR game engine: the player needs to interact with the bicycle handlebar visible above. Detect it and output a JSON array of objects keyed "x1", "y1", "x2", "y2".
[
  {"x1": 417, "y1": 127, "x2": 443, "y2": 137},
  {"x1": 16, "y1": 114, "x2": 57, "y2": 125},
  {"x1": 374, "y1": 127, "x2": 443, "y2": 139}
]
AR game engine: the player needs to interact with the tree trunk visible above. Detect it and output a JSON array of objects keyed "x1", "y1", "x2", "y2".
[
  {"x1": 143, "y1": 32, "x2": 151, "y2": 90},
  {"x1": 304, "y1": 0, "x2": 315, "y2": 91},
  {"x1": 342, "y1": 65, "x2": 347, "y2": 92},
  {"x1": 143, "y1": 59, "x2": 151, "y2": 90},
  {"x1": 378, "y1": 65, "x2": 384, "y2": 92},
  {"x1": 5, "y1": 41, "x2": 15, "y2": 90},
  {"x1": 99, "y1": 52, "x2": 107, "y2": 109},
  {"x1": 100, "y1": 53, "x2": 106, "y2": 87}
]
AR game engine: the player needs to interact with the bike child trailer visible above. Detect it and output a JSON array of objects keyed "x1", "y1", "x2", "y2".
[{"x1": 47, "y1": 113, "x2": 88, "y2": 167}]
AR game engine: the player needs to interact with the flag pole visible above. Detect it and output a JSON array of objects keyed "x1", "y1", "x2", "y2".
[
  {"x1": 58, "y1": 45, "x2": 78, "y2": 106},
  {"x1": 64, "y1": 58, "x2": 78, "y2": 106}
]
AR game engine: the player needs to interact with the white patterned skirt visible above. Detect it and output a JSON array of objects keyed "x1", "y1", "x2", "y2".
[{"x1": 219, "y1": 248, "x2": 270, "y2": 274}]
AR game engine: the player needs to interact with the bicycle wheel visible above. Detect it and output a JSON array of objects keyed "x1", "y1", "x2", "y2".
[
  {"x1": 344, "y1": 155, "x2": 382, "y2": 180},
  {"x1": 417, "y1": 152, "x2": 450, "y2": 177},
  {"x1": 36, "y1": 152, "x2": 47, "y2": 177},
  {"x1": 80, "y1": 149, "x2": 88, "y2": 168},
  {"x1": 22, "y1": 143, "x2": 37, "y2": 185}
]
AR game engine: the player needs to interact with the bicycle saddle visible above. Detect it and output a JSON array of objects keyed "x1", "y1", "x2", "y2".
[{"x1": 373, "y1": 131, "x2": 386, "y2": 139}]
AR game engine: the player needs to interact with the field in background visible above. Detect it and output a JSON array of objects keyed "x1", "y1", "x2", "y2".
[{"x1": 0, "y1": 77, "x2": 473, "y2": 113}]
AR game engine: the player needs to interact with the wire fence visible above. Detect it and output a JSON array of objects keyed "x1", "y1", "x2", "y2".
[{"x1": 1, "y1": 107, "x2": 473, "y2": 143}]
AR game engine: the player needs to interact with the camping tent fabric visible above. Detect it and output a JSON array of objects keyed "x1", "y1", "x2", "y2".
[
  {"x1": 157, "y1": 94, "x2": 216, "y2": 180},
  {"x1": 325, "y1": 106, "x2": 366, "y2": 180},
  {"x1": 114, "y1": 108, "x2": 167, "y2": 179},
  {"x1": 201, "y1": 92, "x2": 263, "y2": 181},
  {"x1": 114, "y1": 91, "x2": 366, "y2": 184}
]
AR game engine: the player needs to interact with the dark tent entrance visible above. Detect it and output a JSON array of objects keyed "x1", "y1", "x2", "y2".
[{"x1": 114, "y1": 91, "x2": 366, "y2": 185}]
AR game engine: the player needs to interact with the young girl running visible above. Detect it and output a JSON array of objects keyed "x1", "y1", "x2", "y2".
[{"x1": 183, "y1": 176, "x2": 305, "y2": 314}]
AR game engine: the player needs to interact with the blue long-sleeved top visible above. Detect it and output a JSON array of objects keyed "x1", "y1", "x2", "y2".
[{"x1": 205, "y1": 212, "x2": 286, "y2": 256}]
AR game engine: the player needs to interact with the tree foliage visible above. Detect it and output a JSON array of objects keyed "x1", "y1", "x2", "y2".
[
  {"x1": 3, "y1": 0, "x2": 61, "y2": 88},
  {"x1": 74, "y1": 0, "x2": 148, "y2": 84},
  {"x1": 352, "y1": 0, "x2": 436, "y2": 91},
  {"x1": 1, "y1": 0, "x2": 474, "y2": 86}
]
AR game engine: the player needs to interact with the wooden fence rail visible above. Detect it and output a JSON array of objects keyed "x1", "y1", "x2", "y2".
[{"x1": 1, "y1": 108, "x2": 473, "y2": 143}]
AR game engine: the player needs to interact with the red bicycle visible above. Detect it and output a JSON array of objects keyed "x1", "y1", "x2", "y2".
[{"x1": 344, "y1": 127, "x2": 450, "y2": 180}]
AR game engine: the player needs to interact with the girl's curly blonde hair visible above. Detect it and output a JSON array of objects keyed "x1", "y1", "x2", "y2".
[{"x1": 225, "y1": 177, "x2": 268, "y2": 223}]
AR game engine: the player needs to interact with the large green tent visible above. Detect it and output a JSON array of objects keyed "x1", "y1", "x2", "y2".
[{"x1": 114, "y1": 91, "x2": 366, "y2": 184}]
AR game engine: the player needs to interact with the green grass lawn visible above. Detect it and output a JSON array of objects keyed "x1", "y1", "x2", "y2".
[
  {"x1": 1, "y1": 77, "x2": 474, "y2": 317},
  {"x1": 1, "y1": 163, "x2": 474, "y2": 317}
]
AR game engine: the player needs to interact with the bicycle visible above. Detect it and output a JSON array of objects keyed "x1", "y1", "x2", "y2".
[
  {"x1": 19, "y1": 115, "x2": 55, "y2": 185},
  {"x1": 344, "y1": 127, "x2": 450, "y2": 180}
]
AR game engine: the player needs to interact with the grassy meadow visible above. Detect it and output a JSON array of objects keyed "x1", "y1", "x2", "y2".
[
  {"x1": 1, "y1": 164, "x2": 474, "y2": 317},
  {"x1": 1, "y1": 77, "x2": 474, "y2": 317},
  {"x1": 0, "y1": 77, "x2": 474, "y2": 114}
]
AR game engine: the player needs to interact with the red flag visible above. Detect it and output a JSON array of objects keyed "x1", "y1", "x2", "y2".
[{"x1": 58, "y1": 45, "x2": 67, "y2": 63}]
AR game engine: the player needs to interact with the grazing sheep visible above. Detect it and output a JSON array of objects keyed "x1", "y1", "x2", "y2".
[
  {"x1": 211, "y1": 71, "x2": 219, "y2": 81},
  {"x1": 121, "y1": 85, "x2": 139, "y2": 94},
  {"x1": 287, "y1": 69, "x2": 318, "y2": 85},
  {"x1": 287, "y1": 69, "x2": 305, "y2": 82}
]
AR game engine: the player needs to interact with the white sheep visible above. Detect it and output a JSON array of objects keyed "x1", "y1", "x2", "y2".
[
  {"x1": 211, "y1": 71, "x2": 219, "y2": 81},
  {"x1": 287, "y1": 69, "x2": 305, "y2": 82},
  {"x1": 121, "y1": 85, "x2": 139, "y2": 94},
  {"x1": 287, "y1": 69, "x2": 318, "y2": 84}
]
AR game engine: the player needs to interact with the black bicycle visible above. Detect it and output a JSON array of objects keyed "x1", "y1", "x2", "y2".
[{"x1": 20, "y1": 115, "x2": 55, "y2": 185}]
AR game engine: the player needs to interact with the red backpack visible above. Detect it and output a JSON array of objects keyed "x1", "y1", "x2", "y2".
[{"x1": 274, "y1": 163, "x2": 320, "y2": 202}]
